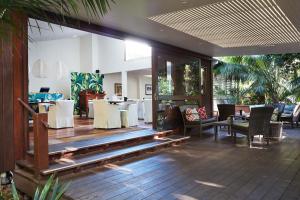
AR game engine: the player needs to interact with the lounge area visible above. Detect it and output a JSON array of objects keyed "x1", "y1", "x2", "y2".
[{"x1": 1, "y1": 0, "x2": 300, "y2": 200}]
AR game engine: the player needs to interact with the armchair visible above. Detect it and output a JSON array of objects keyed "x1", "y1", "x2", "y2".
[
  {"x1": 280, "y1": 104, "x2": 300, "y2": 128},
  {"x1": 217, "y1": 104, "x2": 235, "y2": 121},
  {"x1": 179, "y1": 104, "x2": 217, "y2": 136},
  {"x1": 231, "y1": 106, "x2": 274, "y2": 147}
]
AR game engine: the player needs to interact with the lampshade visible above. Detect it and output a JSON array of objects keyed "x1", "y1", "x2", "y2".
[{"x1": 32, "y1": 59, "x2": 48, "y2": 78}]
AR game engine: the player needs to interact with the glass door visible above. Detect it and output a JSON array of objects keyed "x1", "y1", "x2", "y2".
[{"x1": 153, "y1": 49, "x2": 203, "y2": 130}]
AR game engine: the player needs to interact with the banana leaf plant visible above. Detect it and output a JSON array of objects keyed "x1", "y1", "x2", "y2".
[{"x1": 0, "y1": 0, "x2": 115, "y2": 39}]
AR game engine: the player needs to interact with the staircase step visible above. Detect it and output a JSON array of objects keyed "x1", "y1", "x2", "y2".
[
  {"x1": 41, "y1": 136, "x2": 189, "y2": 176},
  {"x1": 28, "y1": 129, "x2": 173, "y2": 157}
]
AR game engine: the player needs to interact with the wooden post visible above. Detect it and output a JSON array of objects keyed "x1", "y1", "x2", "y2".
[{"x1": 33, "y1": 113, "x2": 49, "y2": 173}]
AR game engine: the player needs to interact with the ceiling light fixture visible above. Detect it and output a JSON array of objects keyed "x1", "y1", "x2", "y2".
[{"x1": 149, "y1": 0, "x2": 300, "y2": 48}]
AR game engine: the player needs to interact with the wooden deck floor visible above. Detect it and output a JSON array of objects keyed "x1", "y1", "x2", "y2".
[
  {"x1": 61, "y1": 126, "x2": 300, "y2": 200},
  {"x1": 29, "y1": 117, "x2": 151, "y2": 145}
]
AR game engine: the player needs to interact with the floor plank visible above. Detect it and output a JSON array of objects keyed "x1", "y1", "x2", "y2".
[{"x1": 60, "y1": 126, "x2": 300, "y2": 200}]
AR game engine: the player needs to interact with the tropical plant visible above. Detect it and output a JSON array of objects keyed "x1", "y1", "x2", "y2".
[
  {"x1": 214, "y1": 56, "x2": 250, "y2": 104},
  {"x1": 0, "y1": 175, "x2": 69, "y2": 200},
  {"x1": 0, "y1": 0, "x2": 115, "y2": 39},
  {"x1": 214, "y1": 53, "x2": 300, "y2": 104}
]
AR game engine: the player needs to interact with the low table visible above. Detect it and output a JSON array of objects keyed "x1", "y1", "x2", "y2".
[{"x1": 212, "y1": 120, "x2": 232, "y2": 141}]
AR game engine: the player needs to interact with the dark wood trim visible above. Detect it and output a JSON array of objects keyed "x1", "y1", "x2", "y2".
[
  {"x1": 151, "y1": 46, "x2": 213, "y2": 129},
  {"x1": 152, "y1": 49, "x2": 158, "y2": 130}
]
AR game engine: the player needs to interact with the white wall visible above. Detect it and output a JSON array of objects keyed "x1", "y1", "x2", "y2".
[
  {"x1": 80, "y1": 34, "x2": 100, "y2": 73},
  {"x1": 28, "y1": 38, "x2": 81, "y2": 99},
  {"x1": 138, "y1": 76, "x2": 152, "y2": 100},
  {"x1": 128, "y1": 73, "x2": 139, "y2": 99},
  {"x1": 80, "y1": 34, "x2": 93, "y2": 73},
  {"x1": 103, "y1": 73, "x2": 121, "y2": 99},
  {"x1": 97, "y1": 35, "x2": 151, "y2": 74},
  {"x1": 28, "y1": 33, "x2": 152, "y2": 100},
  {"x1": 102, "y1": 72, "x2": 152, "y2": 100}
]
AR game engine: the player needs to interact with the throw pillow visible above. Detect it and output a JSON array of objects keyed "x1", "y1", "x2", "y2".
[
  {"x1": 197, "y1": 106, "x2": 208, "y2": 119},
  {"x1": 185, "y1": 108, "x2": 200, "y2": 122}
]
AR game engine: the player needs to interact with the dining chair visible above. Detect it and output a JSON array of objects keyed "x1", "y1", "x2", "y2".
[
  {"x1": 48, "y1": 100, "x2": 75, "y2": 129},
  {"x1": 93, "y1": 100, "x2": 121, "y2": 129}
]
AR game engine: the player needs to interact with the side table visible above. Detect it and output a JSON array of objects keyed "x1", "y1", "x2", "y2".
[{"x1": 212, "y1": 120, "x2": 232, "y2": 141}]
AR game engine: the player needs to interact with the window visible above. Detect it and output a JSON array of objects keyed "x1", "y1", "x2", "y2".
[{"x1": 125, "y1": 40, "x2": 151, "y2": 61}]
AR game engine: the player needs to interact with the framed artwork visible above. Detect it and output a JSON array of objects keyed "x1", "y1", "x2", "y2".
[
  {"x1": 145, "y1": 84, "x2": 152, "y2": 95},
  {"x1": 114, "y1": 83, "x2": 122, "y2": 96}
]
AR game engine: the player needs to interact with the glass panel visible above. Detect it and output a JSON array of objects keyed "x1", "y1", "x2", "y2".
[
  {"x1": 154, "y1": 52, "x2": 202, "y2": 130},
  {"x1": 158, "y1": 58, "x2": 174, "y2": 96}
]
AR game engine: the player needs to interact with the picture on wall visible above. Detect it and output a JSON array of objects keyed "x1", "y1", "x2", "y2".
[
  {"x1": 145, "y1": 84, "x2": 152, "y2": 95},
  {"x1": 114, "y1": 83, "x2": 122, "y2": 96}
]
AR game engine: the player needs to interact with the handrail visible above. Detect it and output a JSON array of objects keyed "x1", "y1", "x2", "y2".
[
  {"x1": 18, "y1": 98, "x2": 36, "y2": 115},
  {"x1": 18, "y1": 98, "x2": 49, "y2": 173},
  {"x1": 18, "y1": 98, "x2": 49, "y2": 128}
]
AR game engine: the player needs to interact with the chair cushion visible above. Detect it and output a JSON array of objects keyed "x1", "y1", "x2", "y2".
[
  {"x1": 231, "y1": 121, "x2": 249, "y2": 132},
  {"x1": 185, "y1": 108, "x2": 200, "y2": 122},
  {"x1": 281, "y1": 113, "x2": 292, "y2": 118},
  {"x1": 202, "y1": 117, "x2": 217, "y2": 124},
  {"x1": 197, "y1": 106, "x2": 208, "y2": 119},
  {"x1": 283, "y1": 105, "x2": 295, "y2": 114}
]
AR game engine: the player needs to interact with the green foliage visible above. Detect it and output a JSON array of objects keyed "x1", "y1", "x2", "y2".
[
  {"x1": 0, "y1": 175, "x2": 68, "y2": 200},
  {"x1": 0, "y1": 0, "x2": 115, "y2": 39},
  {"x1": 71, "y1": 72, "x2": 103, "y2": 113},
  {"x1": 214, "y1": 53, "x2": 300, "y2": 104}
]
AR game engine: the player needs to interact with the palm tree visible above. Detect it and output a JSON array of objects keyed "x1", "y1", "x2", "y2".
[
  {"x1": 214, "y1": 56, "x2": 249, "y2": 104},
  {"x1": 245, "y1": 55, "x2": 293, "y2": 104},
  {"x1": 215, "y1": 54, "x2": 299, "y2": 104},
  {"x1": 0, "y1": 0, "x2": 115, "y2": 38}
]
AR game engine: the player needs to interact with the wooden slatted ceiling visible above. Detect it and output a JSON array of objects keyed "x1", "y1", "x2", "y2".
[{"x1": 148, "y1": 0, "x2": 300, "y2": 48}]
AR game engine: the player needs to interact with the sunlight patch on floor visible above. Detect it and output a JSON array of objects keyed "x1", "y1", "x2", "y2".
[
  {"x1": 173, "y1": 194, "x2": 198, "y2": 200},
  {"x1": 104, "y1": 163, "x2": 133, "y2": 174},
  {"x1": 195, "y1": 180, "x2": 225, "y2": 188}
]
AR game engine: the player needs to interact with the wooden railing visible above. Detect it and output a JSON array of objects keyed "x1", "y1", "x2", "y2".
[{"x1": 18, "y1": 98, "x2": 49, "y2": 175}]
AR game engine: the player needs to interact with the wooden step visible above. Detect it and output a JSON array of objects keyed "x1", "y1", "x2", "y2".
[
  {"x1": 41, "y1": 136, "x2": 189, "y2": 176},
  {"x1": 27, "y1": 129, "x2": 173, "y2": 158}
]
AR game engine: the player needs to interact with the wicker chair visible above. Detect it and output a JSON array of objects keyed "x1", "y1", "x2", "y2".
[
  {"x1": 280, "y1": 104, "x2": 300, "y2": 128},
  {"x1": 217, "y1": 104, "x2": 235, "y2": 121},
  {"x1": 231, "y1": 106, "x2": 274, "y2": 147},
  {"x1": 179, "y1": 104, "x2": 217, "y2": 136}
]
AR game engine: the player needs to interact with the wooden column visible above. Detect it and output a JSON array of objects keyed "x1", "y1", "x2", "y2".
[
  {"x1": 0, "y1": 13, "x2": 28, "y2": 173},
  {"x1": 13, "y1": 14, "x2": 29, "y2": 160},
  {"x1": 0, "y1": 27, "x2": 15, "y2": 173}
]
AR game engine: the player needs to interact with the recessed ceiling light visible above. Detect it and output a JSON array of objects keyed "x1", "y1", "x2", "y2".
[
  {"x1": 180, "y1": 0, "x2": 188, "y2": 5},
  {"x1": 149, "y1": 0, "x2": 300, "y2": 48}
]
